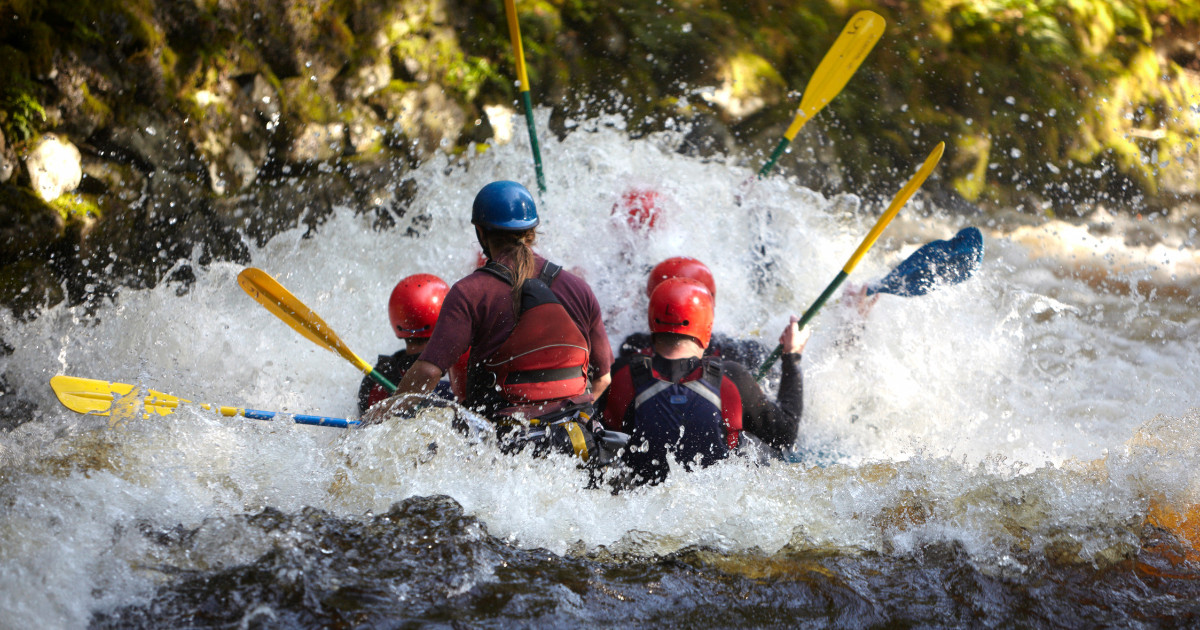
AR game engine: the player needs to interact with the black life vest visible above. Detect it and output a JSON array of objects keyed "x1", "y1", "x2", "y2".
[
  {"x1": 358, "y1": 352, "x2": 454, "y2": 415},
  {"x1": 465, "y1": 260, "x2": 591, "y2": 412},
  {"x1": 626, "y1": 355, "x2": 730, "y2": 480}
]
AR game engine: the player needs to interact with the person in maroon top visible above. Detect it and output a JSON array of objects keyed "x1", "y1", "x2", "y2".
[
  {"x1": 597, "y1": 277, "x2": 808, "y2": 484},
  {"x1": 369, "y1": 181, "x2": 615, "y2": 463}
]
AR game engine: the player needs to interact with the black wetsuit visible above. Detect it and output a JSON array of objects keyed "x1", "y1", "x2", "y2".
[{"x1": 617, "y1": 331, "x2": 770, "y2": 373}]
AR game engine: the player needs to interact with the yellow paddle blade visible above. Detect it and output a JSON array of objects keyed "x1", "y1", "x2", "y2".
[
  {"x1": 237, "y1": 268, "x2": 374, "y2": 375},
  {"x1": 50, "y1": 375, "x2": 188, "y2": 418},
  {"x1": 785, "y1": 10, "x2": 885, "y2": 141},
  {"x1": 843, "y1": 141, "x2": 945, "y2": 273}
]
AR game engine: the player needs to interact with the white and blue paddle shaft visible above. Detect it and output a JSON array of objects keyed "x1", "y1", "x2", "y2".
[{"x1": 49, "y1": 375, "x2": 361, "y2": 429}]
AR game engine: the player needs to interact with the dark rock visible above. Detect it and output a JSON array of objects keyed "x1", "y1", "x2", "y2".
[
  {"x1": 0, "y1": 184, "x2": 64, "y2": 266},
  {"x1": 678, "y1": 112, "x2": 736, "y2": 159}
]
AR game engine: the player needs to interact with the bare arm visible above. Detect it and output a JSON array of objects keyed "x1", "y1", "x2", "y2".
[
  {"x1": 591, "y1": 372, "x2": 611, "y2": 399},
  {"x1": 362, "y1": 360, "x2": 445, "y2": 424}
]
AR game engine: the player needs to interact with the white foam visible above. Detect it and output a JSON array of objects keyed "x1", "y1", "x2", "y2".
[{"x1": 3, "y1": 118, "x2": 1200, "y2": 627}]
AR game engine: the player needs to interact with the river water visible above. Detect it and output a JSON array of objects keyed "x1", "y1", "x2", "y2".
[{"x1": 3, "y1": 118, "x2": 1200, "y2": 628}]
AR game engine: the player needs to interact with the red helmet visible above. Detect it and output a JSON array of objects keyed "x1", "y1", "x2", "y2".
[
  {"x1": 388, "y1": 274, "x2": 449, "y2": 338},
  {"x1": 648, "y1": 277, "x2": 714, "y2": 348},
  {"x1": 646, "y1": 256, "x2": 716, "y2": 300}
]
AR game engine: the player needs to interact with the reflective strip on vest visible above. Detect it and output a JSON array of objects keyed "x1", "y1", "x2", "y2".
[{"x1": 634, "y1": 379, "x2": 721, "y2": 410}]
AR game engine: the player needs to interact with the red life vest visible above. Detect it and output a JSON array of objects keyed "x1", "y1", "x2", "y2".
[{"x1": 467, "y1": 261, "x2": 591, "y2": 409}]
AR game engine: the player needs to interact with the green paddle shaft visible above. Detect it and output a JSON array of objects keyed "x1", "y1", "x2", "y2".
[
  {"x1": 521, "y1": 90, "x2": 546, "y2": 193},
  {"x1": 755, "y1": 270, "x2": 848, "y2": 381},
  {"x1": 759, "y1": 138, "x2": 791, "y2": 178},
  {"x1": 753, "y1": 142, "x2": 945, "y2": 381},
  {"x1": 370, "y1": 370, "x2": 397, "y2": 392}
]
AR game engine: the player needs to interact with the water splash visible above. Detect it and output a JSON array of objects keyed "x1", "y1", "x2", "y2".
[{"x1": 2, "y1": 117, "x2": 1200, "y2": 626}]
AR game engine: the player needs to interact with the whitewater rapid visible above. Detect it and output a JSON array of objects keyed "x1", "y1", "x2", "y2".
[{"x1": 2, "y1": 117, "x2": 1199, "y2": 627}]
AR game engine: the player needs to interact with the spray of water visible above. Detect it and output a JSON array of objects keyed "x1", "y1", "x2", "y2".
[{"x1": 2, "y1": 116, "x2": 1200, "y2": 627}]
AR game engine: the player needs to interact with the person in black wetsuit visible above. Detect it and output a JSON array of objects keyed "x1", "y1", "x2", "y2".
[
  {"x1": 357, "y1": 274, "x2": 456, "y2": 415},
  {"x1": 596, "y1": 277, "x2": 808, "y2": 484}
]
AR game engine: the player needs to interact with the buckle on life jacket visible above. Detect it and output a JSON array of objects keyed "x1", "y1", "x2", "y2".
[{"x1": 493, "y1": 397, "x2": 604, "y2": 463}]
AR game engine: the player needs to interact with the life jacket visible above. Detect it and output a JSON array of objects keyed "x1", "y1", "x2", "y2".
[
  {"x1": 465, "y1": 260, "x2": 591, "y2": 412},
  {"x1": 358, "y1": 352, "x2": 417, "y2": 415},
  {"x1": 357, "y1": 352, "x2": 457, "y2": 415},
  {"x1": 626, "y1": 355, "x2": 732, "y2": 479}
]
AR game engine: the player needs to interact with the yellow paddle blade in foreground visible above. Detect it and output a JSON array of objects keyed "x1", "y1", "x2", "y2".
[
  {"x1": 237, "y1": 268, "x2": 374, "y2": 376},
  {"x1": 51, "y1": 374, "x2": 186, "y2": 416},
  {"x1": 50, "y1": 374, "x2": 187, "y2": 429}
]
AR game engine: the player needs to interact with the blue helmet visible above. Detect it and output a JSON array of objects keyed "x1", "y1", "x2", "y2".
[{"x1": 472, "y1": 181, "x2": 539, "y2": 231}]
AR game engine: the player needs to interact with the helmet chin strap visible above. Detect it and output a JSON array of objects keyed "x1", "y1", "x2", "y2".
[{"x1": 475, "y1": 226, "x2": 491, "y2": 259}]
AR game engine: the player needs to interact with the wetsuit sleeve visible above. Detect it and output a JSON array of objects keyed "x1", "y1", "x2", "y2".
[
  {"x1": 597, "y1": 365, "x2": 635, "y2": 432},
  {"x1": 723, "y1": 355, "x2": 803, "y2": 451},
  {"x1": 417, "y1": 285, "x2": 474, "y2": 372},
  {"x1": 358, "y1": 354, "x2": 396, "y2": 415}
]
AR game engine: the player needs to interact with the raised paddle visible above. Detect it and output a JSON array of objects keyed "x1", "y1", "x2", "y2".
[
  {"x1": 237, "y1": 268, "x2": 397, "y2": 392},
  {"x1": 867, "y1": 226, "x2": 984, "y2": 297},
  {"x1": 758, "y1": 10, "x2": 885, "y2": 178},
  {"x1": 504, "y1": 0, "x2": 546, "y2": 193},
  {"x1": 50, "y1": 375, "x2": 359, "y2": 428},
  {"x1": 755, "y1": 141, "x2": 945, "y2": 381}
]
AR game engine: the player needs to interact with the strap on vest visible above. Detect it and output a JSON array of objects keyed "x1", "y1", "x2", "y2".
[
  {"x1": 631, "y1": 355, "x2": 722, "y2": 388},
  {"x1": 539, "y1": 261, "x2": 562, "y2": 285},
  {"x1": 701, "y1": 357, "x2": 723, "y2": 388},
  {"x1": 480, "y1": 260, "x2": 562, "y2": 287},
  {"x1": 504, "y1": 366, "x2": 585, "y2": 385},
  {"x1": 630, "y1": 355, "x2": 653, "y2": 387},
  {"x1": 630, "y1": 355, "x2": 723, "y2": 409},
  {"x1": 480, "y1": 260, "x2": 514, "y2": 284}
]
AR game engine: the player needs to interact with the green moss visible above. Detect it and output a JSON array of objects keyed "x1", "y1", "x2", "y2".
[
  {"x1": 50, "y1": 194, "x2": 103, "y2": 222},
  {"x1": 0, "y1": 46, "x2": 45, "y2": 146},
  {"x1": 951, "y1": 133, "x2": 991, "y2": 201}
]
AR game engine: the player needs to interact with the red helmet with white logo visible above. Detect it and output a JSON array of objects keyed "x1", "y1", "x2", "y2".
[
  {"x1": 648, "y1": 277, "x2": 714, "y2": 348},
  {"x1": 388, "y1": 274, "x2": 449, "y2": 339},
  {"x1": 646, "y1": 256, "x2": 716, "y2": 301}
]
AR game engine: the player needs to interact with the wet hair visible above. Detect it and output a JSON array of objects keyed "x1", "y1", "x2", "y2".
[{"x1": 481, "y1": 227, "x2": 539, "y2": 311}]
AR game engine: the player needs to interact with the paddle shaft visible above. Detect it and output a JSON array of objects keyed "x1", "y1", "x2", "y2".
[
  {"x1": 206, "y1": 405, "x2": 359, "y2": 428},
  {"x1": 759, "y1": 138, "x2": 793, "y2": 178},
  {"x1": 505, "y1": 0, "x2": 546, "y2": 193},
  {"x1": 49, "y1": 375, "x2": 360, "y2": 428},
  {"x1": 754, "y1": 142, "x2": 944, "y2": 381},
  {"x1": 237, "y1": 269, "x2": 397, "y2": 393}
]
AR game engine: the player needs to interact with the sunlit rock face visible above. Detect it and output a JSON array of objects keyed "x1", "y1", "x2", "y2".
[{"x1": 25, "y1": 134, "x2": 81, "y2": 202}]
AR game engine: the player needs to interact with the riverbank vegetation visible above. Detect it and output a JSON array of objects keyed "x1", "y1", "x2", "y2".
[{"x1": 1, "y1": 0, "x2": 1198, "y2": 316}]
